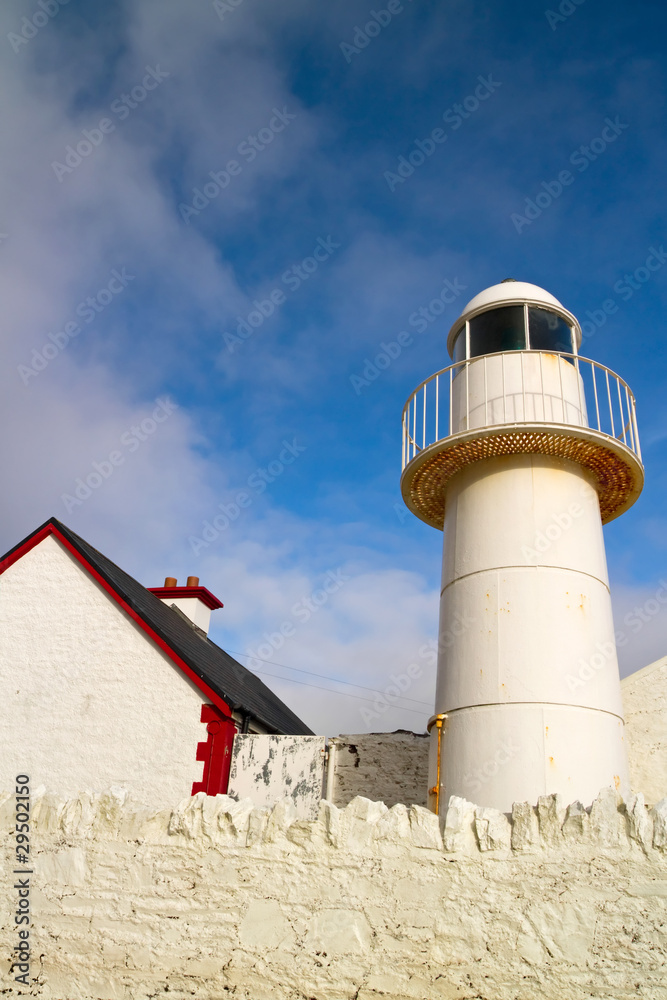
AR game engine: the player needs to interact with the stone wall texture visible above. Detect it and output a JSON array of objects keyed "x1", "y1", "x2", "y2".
[
  {"x1": 2, "y1": 786, "x2": 667, "y2": 999},
  {"x1": 331, "y1": 731, "x2": 429, "y2": 808},
  {"x1": 621, "y1": 655, "x2": 667, "y2": 807}
]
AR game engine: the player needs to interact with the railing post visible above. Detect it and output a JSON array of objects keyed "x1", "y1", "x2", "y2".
[
  {"x1": 605, "y1": 370, "x2": 615, "y2": 438},
  {"x1": 574, "y1": 354, "x2": 586, "y2": 427},
  {"x1": 501, "y1": 353, "x2": 506, "y2": 423},
  {"x1": 423, "y1": 383, "x2": 427, "y2": 451},
  {"x1": 538, "y1": 351, "x2": 544, "y2": 421},
  {"x1": 633, "y1": 399, "x2": 642, "y2": 461},
  {"x1": 591, "y1": 364, "x2": 601, "y2": 432},
  {"x1": 625, "y1": 385, "x2": 634, "y2": 452},
  {"x1": 412, "y1": 394, "x2": 416, "y2": 459},
  {"x1": 520, "y1": 350, "x2": 526, "y2": 422},
  {"x1": 616, "y1": 377, "x2": 626, "y2": 444}
]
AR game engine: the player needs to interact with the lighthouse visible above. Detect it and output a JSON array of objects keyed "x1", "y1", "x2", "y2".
[{"x1": 401, "y1": 280, "x2": 644, "y2": 815}]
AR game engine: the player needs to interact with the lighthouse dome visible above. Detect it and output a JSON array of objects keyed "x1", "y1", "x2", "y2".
[
  {"x1": 461, "y1": 280, "x2": 564, "y2": 316},
  {"x1": 447, "y1": 279, "x2": 582, "y2": 359}
]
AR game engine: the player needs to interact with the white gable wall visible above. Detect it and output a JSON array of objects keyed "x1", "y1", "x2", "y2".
[{"x1": 0, "y1": 534, "x2": 208, "y2": 810}]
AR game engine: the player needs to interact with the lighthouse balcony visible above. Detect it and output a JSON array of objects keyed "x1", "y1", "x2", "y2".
[{"x1": 401, "y1": 350, "x2": 643, "y2": 528}]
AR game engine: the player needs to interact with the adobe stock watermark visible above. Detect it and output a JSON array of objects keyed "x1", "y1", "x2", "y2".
[
  {"x1": 340, "y1": 0, "x2": 414, "y2": 63},
  {"x1": 564, "y1": 639, "x2": 616, "y2": 694},
  {"x1": 578, "y1": 245, "x2": 667, "y2": 345},
  {"x1": 245, "y1": 569, "x2": 350, "y2": 669},
  {"x1": 618, "y1": 580, "x2": 667, "y2": 641},
  {"x1": 51, "y1": 67, "x2": 170, "y2": 182},
  {"x1": 188, "y1": 438, "x2": 307, "y2": 555},
  {"x1": 394, "y1": 501, "x2": 410, "y2": 524},
  {"x1": 521, "y1": 502, "x2": 586, "y2": 561},
  {"x1": 384, "y1": 75, "x2": 501, "y2": 192},
  {"x1": 462, "y1": 738, "x2": 521, "y2": 797},
  {"x1": 520, "y1": 480, "x2": 599, "y2": 562},
  {"x1": 420, "y1": 613, "x2": 477, "y2": 665},
  {"x1": 12, "y1": 775, "x2": 31, "y2": 987},
  {"x1": 8, "y1": 0, "x2": 69, "y2": 54},
  {"x1": 224, "y1": 236, "x2": 341, "y2": 352},
  {"x1": 359, "y1": 660, "x2": 424, "y2": 727},
  {"x1": 18, "y1": 268, "x2": 135, "y2": 385},
  {"x1": 179, "y1": 107, "x2": 296, "y2": 224},
  {"x1": 565, "y1": 579, "x2": 667, "y2": 693},
  {"x1": 61, "y1": 397, "x2": 178, "y2": 514},
  {"x1": 545, "y1": 0, "x2": 586, "y2": 31},
  {"x1": 360, "y1": 613, "x2": 475, "y2": 726},
  {"x1": 212, "y1": 0, "x2": 245, "y2": 20},
  {"x1": 349, "y1": 276, "x2": 467, "y2": 395},
  {"x1": 511, "y1": 116, "x2": 629, "y2": 233}
]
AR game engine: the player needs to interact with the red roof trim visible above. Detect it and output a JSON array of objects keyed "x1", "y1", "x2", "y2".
[
  {"x1": 0, "y1": 523, "x2": 53, "y2": 575},
  {"x1": 147, "y1": 586, "x2": 223, "y2": 610},
  {"x1": 0, "y1": 523, "x2": 232, "y2": 718}
]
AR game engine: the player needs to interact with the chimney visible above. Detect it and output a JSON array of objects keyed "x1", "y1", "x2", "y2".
[{"x1": 147, "y1": 576, "x2": 224, "y2": 635}]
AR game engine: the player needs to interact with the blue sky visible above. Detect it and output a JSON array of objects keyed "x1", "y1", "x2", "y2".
[{"x1": 1, "y1": 0, "x2": 666, "y2": 735}]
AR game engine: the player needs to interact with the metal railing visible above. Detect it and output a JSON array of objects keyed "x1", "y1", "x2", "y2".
[{"x1": 402, "y1": 351, "x2": 641, "y2": 470}]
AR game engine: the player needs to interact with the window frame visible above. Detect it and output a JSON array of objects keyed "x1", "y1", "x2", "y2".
[
  {"x1": 453, "y1": 303, "x2": 577, "y2": 361},
  {"x1": 525, "y1": 303, "x2": 576, "y2": 356}
]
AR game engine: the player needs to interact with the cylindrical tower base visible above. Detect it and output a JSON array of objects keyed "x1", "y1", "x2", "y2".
[
  {"x1": 432, "y1": 704, "x2": 628, "y2": 813},
  {"x1": 430, "y1": 452, "x2": 630, "y2": 814}
]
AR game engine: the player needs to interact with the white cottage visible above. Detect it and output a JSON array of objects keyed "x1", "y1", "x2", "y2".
[{"x1": 0, "y1": 517, "x2": 312, "y2": 811}]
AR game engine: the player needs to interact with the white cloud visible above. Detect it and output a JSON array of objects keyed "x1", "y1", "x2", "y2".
[{"x1": 206, "y1": 559, "x2": 438, "y2": 735}]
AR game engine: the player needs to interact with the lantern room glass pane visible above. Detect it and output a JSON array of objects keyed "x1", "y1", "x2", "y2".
[
  {"x1": 528, "y1": 307, "x2": 573, "y2": 354},
  {"x1": 452, "y1": 326, "x2": 466, "y2": 362},
  {"x1": 469, "y1": 305, "x2": 526, "y2": 358}
]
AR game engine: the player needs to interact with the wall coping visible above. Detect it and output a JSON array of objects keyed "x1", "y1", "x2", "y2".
[{"x1": 2, "y1": 785, "x2": 666, "y2": 857}]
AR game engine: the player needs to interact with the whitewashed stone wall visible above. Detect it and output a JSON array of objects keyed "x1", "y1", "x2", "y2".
[
  {"x1": 331, "y1": 731, "x2": 429, "y2": 807},
  {"x1": 622, "y1": 655, "x2": 667, "y2": 806},
  {"x1": 2, "y1": 786, "x2": 667, "y2": 999}
]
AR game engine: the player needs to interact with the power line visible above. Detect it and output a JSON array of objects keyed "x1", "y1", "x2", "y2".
[
  {"x1": 226, "y1": 647, "x2": 432, "y2": 712},
  {"x1": 250, "y1": 665, "x2": 429, "y2": 718}
]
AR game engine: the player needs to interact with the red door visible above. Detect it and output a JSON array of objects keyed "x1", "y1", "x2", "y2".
[{"x1": 191, "y1": 704, "x2": 238, "y2": 796}]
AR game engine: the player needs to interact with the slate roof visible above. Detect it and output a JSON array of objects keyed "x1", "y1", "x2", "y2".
[{"x1": 0, "y1": 517, "x2": 313, "y2": 736}]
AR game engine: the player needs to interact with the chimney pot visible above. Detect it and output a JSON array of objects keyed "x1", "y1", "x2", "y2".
[{"x1": 148, "y1": 578, "x2": 223, "y2": 636}]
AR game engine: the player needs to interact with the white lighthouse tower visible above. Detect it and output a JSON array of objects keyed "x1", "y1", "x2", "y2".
[{"x1": 401, "y1": 280, "x2": 644, "y2": 815}]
